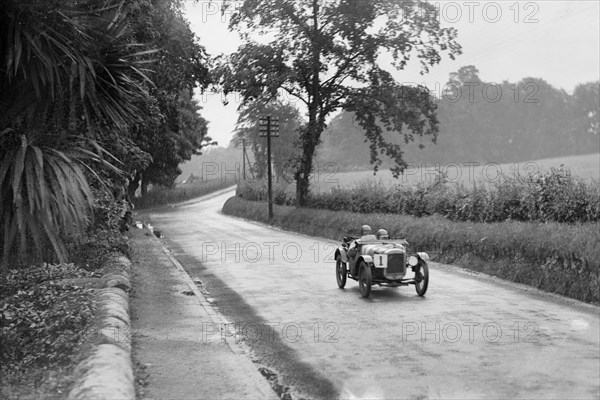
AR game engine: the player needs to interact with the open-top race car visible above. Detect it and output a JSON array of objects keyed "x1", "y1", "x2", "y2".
[{"x1": 334, "y1": 227, "x2": 430, "y2": 298}]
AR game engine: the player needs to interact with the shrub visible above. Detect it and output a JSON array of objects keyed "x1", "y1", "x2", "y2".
[
  {"x1": 0, "y1": 263, "x2": 95, "y2": 298},
  {"x1": 0, "y1": 264, "x2": 95, "y2": 371},
  {"x1": 237, "y1": 168, "x2": 600, "y2": 224},
  {"x1": 237, "y1": 180, "x2": 294, "y2": 205},
  {"x1": 72, "y1": 187, "x2": 130, "y2": 270}
]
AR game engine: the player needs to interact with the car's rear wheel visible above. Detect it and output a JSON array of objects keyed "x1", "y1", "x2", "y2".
[
  {"x1": 336, "y1": 254, "x2": 347, "y2": 289},
  {"x1": 414, "y1": 261, "x2": 429, "y2": 296},
  {"x1": 358, "y1": 261, "x2": 372, "y2": 298}
]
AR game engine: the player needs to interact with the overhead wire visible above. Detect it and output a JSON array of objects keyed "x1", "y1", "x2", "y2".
[{"x1": 457, "y1": 2, "x2": 598, "y2": 65}]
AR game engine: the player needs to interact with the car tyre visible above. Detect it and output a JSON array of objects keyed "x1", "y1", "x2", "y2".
[
  {"x1": 358, "y1": 261, "x2": 372, "y2": 298},
  {"x1": 336, "y1": 254, "x2": 347, "y2": 289},
  {"x1": 414, "y1": 261, "x2": 429, "y2": 296}
]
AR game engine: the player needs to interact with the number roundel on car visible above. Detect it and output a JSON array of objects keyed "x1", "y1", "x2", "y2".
[{"x1": 374, "y1": 254, "x2": 387, "y2": 268}]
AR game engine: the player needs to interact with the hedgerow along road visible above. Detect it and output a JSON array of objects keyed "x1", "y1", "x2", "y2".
[{"x1": 140, "y1": 188, "x2": 599, "y2": 400}]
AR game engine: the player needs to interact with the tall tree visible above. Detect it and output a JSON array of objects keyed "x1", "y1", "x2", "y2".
[
  {"x1": 131, "y1": 92, "x2": 211, "y2": 196},
  {"x1": 233, "y1": 99, "x2": 302, "y2": 180},
  {"x1": 573, "y1": 82, "x2": 600, "y2": 139},
  {"x1": 217, "y1": 0, "x2": 461, "y2": 205},
  {"x1": 127, "y1": 0, "x2": 213, "y2": 196}
]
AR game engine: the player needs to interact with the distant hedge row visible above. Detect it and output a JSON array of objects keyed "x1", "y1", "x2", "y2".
[{"x1": 238, "y1": 168, "x2": 600, "y2": 224}]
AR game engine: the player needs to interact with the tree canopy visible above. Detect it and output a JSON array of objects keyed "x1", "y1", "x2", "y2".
[
  {"x1": 217, "y1": 0, "x2": 461, "y2": 204},
  {"x1": 125, "y1": 0, "x2": 213, "y2": 197},
  {"x1": 317, "y1": 67, "x2": 600, "y2": 169}
]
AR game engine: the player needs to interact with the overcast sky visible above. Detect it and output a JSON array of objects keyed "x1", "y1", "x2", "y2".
[{"x1": 184, "y1": 0, "x2": 600, "y2": 147}]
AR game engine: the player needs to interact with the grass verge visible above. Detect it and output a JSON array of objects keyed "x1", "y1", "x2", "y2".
[
  {"x1": 133, "y1": 179, "x2": 236, "y2": 209},
  {"x1": 223, "y1": 196, "x2": 600, "y2": 304}
]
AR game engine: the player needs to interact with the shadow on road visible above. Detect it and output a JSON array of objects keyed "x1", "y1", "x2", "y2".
[{"x1": 160, "y1": 238, "x2": 340, "y2": 400}]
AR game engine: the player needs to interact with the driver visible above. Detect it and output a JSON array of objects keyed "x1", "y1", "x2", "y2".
[
  {"x1": 360, "y1": 224, "x2": 372, "y2": 238},
  {"x1": 376, "y1": 229, "x2": 389, "y2": 240},
  {"x1": 348, "y1": 225, "x2": 373, "y2": 261},
  {"x1": 360, "y1": 225, "x2": 377, "y2": 241}
]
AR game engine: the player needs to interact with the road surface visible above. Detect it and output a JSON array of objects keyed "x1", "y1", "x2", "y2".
[{"x1": 141, "y1": 189, "x2": 599, "y2": 400}]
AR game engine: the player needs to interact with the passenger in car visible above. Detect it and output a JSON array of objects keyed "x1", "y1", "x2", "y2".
[{"x1": 376, "y1": 229, "x2": 389, "y2": 240}]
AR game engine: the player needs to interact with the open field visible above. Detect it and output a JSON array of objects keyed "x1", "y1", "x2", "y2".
[
  {"x1": 308, "y1": 153, "x2": 600, "y2": 193},
  {"x1": 177, "y1": 152, "x2": 599, "y2": 193},
  {"x1": 239, "y1": 152, "x2": 600, "y2": 224}
]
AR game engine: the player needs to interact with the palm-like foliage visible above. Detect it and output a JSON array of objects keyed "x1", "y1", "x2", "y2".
[
  {"x1": 0, "y1": 0, "x2": 153, "y2": 268},
  {"x1": 0, "y1": 0, "x2": 153, "y2": 130},
  {"x1": 0, "y1": 130, "x2": 100, "y2": 264}
]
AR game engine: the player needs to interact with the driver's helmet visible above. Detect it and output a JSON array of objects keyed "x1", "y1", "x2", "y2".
[
  {"x1": 376, "y1": 229, "x2": 389, "y2": 240},
  {"x1": 361, "y1": 225, "x2": 372, "y2": 235}
]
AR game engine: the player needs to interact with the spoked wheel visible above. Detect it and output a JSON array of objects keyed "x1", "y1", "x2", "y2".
[
  {"x1": 358, "y1": 261, "x2": 372, "y2": 298},
  {"x1": 336, "y1": 255, "x2": 347, "y2": 289},
  {"x1": 414, "y1": 261, "x2": 429, "y2": 296}
]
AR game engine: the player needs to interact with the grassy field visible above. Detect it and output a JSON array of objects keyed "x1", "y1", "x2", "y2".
[
  {"x1": 238, "y1": 153, "x2": 600, "y2": 224},
  {"x1": 307, "y1": 153, "x2": 600, "y2": 193},
  {"x1": 179, "y1": 150, "x2": 598, "y2": 193}
]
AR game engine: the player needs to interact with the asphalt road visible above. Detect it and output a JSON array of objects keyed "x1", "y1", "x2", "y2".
[{"x1": 141, "y1": 189, "x2": 600, "y2": 400}]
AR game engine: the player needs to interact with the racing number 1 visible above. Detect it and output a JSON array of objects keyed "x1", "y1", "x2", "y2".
[{"x1": 375, "y1": 254, "x2": 386, "y2": 268}]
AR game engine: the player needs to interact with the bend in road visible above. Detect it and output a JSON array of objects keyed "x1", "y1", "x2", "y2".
[{"x1": 141, "y1": 191, "x2": 600, "y2": 400}]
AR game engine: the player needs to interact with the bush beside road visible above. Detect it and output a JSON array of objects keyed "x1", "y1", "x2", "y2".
[
  {"x1": 237, "y1": 167, "x2": 600, "y2": 224},
  {"x1": 223, "y1": 196, "x2": 599, "y2": 304},
  {"x1": 0, "y1": 254, "x2": 136, "y2": 400}
]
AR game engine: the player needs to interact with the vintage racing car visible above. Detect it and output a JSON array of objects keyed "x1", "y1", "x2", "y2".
[{"x1": 334, "y1": 231, "x2": 430, "y2": 298}]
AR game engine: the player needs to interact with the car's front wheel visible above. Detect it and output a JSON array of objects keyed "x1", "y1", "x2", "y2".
[
  {"x1": 336, "y1": 254, "x2": 347, "y2": 289},
  {"x1": 414, "y1": 261, "x2": 429, "y2": 296},
  {"x1": 358, "y1": 261, "x2": 372, "y2": 298}
]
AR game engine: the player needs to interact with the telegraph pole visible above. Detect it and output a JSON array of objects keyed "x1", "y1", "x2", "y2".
[
  {"x1": 259, "y1": 116, "x2": 279, "y2": 223},
  {"x1": 237, "y1": 138, "x2": 255, "y2": 181},
  {"x1": 242, "y1": 139, "x2": 246, "y2": 180},
  {"x1": 237, "y1": 138, "x2": 247, "y2": 180}
]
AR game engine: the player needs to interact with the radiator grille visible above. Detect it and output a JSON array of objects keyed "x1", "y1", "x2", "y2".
[{"x1": 386, "y1": 253, "x2": 405, "y2": 274}]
